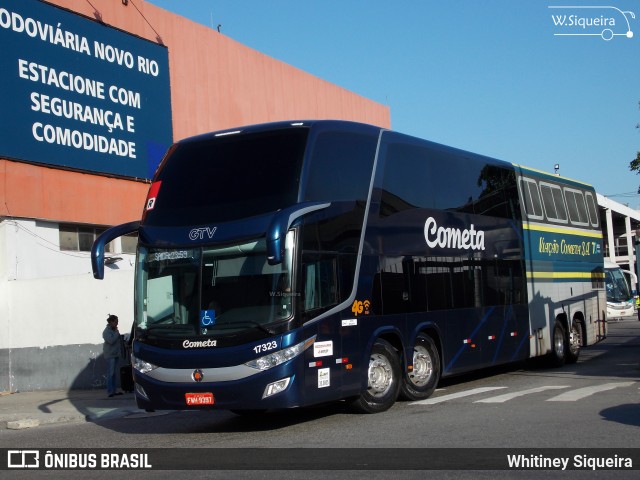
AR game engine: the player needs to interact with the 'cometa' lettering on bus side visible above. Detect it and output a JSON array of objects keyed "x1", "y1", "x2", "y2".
[{"x1": 424, "y1": 216, "x2": 485, "y2": 251}]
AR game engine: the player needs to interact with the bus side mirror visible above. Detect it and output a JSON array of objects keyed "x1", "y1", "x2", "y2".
[
  {"x1": 266, "y1": 202, "x2": 330, "y2": 265},
  {"x1": 91, "y1": 221, "x2": 140, "y2": 279}
]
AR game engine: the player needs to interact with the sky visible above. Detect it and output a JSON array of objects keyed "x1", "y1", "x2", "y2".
[{"x1": 146, "y1": 0, "x2": 640, "y2": 207}]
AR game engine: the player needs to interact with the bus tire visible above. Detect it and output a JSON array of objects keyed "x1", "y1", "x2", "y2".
[
  {"x1": 548, "y1": 320, "x2": 566, "y2": 367},
  {"x1": 565, "y1": 321, "x2": 582, "y2": 364},
  {"x1": 351, "y1": 339, "x2": 401, "y2": 413},
  {"x1": 400, "y1": 333, "x2": 440, "y2": 401}
]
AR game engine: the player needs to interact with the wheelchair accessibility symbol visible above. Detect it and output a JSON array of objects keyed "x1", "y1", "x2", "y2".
[{"x1": 200, "y1": 309, "x2": 216, "y2": 327}]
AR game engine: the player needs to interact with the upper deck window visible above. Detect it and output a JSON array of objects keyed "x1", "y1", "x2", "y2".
[
  {"x1": 304, "y1": 130, "x2": 378, "y2": 203},
  {"x1": 519, "y1": 175, "x2": 599, "y2": 229},
  {"x1": 564, "y1": 188, "x2": 590, "y2": 226},
  {"x1": 539, "y1": 182, "x2": 568, "y2": 224},
  {"x1": 584, "y1": 192, "x2": 600, "y2": 227},
  {"x1": 144, "y1": 129, "x2": 308, "y2": 226},
  {"x1": 379, "y1": 135, "x2": 518, "y2": 220},
  {"x1": 519, "y1": 178, "x2": 544, "y2": 220}
]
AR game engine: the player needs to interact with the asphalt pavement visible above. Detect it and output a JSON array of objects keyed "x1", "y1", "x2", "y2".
[
  {"x1": 1, "y1": 316, "x2": 638, "y2": 430},
  {"x1": 0, "y1": 388, "x2": 141, "y2": 430}
]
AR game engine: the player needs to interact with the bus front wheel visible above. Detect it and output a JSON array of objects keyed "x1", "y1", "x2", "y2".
[
  {"x1": 400, "y1": 333, "x2": 440, "y2": 401},
  {"x1": 351, "y1": 339, "x2": 401, "y2": 413}
]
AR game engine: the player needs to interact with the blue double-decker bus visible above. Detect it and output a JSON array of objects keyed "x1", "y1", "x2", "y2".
[{"x1": 92, "y1": 120, "x2": 606, "y2": 413}]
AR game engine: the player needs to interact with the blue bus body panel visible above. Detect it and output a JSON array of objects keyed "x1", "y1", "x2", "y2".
[
  {"x1": 133, "y1": 320, "x2": 351, "y2": 411},
  {"x1": 108, "y1": 121, "x2": 606, "y2": 412}
]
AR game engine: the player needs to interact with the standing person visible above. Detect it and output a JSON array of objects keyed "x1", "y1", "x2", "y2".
[{"x1": 103, "y1": 314, "x2": 122, "y2": 397}]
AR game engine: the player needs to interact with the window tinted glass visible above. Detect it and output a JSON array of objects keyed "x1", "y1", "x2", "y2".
[
  {"x1": 551, "y1": 187, "x2": 567, "y2": 220},
  {"x1": 303, "y1": 256, "x2": 338, "y2": 311},
  {"x1": 540, "y1": 185, "x2": 557, "y2": 219},
  {"x1": 521, "y1": 179, "x2": 543, "y2": 218},
  {"x1": 300, "y1": 202, "x2": 365, "y2": 320},
  {"x1": 520, "y1": 176, "x2": 599, "y2": 229},
  {"x1": 540, "y1": 183, "x2": 567, "y2": 222},
  {"x1": 379, "y1": 135, "x2": 518, "y2": 220},
  {"x1": 585, "y1": 193, "x2": 599, "y2": 227},
  {"x1": 565, "y1": 189, "x2": 589, "y2": 225},
  {"x1": 304, "y1": 131, "x2": 378, "y2": 202},
  {"x1": 575, "y1": 195, "x2": 589, "y2": 224},
  {"x1": 299, "y1": 130, "x2": 377, "y2": 319},
  {"x1": 373, "y1": 256, "x2": 526, "y2": 314},
  {"x1": 145, "y1": 129, "x2": 308, "y2": 226}
]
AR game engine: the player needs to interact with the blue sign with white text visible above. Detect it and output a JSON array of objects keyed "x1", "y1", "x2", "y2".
[{"x1": 0, "y1": 0, "x2": 172, "y2": 179}]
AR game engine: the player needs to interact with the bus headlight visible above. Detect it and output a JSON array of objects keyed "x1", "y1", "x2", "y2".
[
  {"x1": 245, "y1": 335, "x2": 316, "y2": 371},
  {"x1": 132, "y1": 355, "x2": 159, "y2": 374}
]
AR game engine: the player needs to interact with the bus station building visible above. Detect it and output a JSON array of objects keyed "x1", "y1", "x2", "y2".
[
  {"x1": 0, "y1": 0, "x2": 637, "y2": 393},
  {"x1": 0, "y1": 0, "x2": 389, "y2": 392}
]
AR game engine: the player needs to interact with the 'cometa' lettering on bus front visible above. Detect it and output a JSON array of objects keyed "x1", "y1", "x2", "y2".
[
  {"x1": 424, "y1": 217, "x2": 485, "y2": 251},
  {"x1": 183, "y1": 339, "x2": 218, "y2": 348}
]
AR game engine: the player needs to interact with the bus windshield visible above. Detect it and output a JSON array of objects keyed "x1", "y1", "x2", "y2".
[
  {"x1": 135, "y1": 232, "x2": 295, "y2": 337},
  {"x1": 143, "y1": 128, "x2": 308, "y2": 226},
  {"x1": 605, "y1": 266, "x2": 632, "y2": 303}
]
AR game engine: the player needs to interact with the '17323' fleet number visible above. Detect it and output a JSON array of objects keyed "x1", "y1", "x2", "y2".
[{"x1": 253, "y1": 341, "x2": 277, "y2": 354}]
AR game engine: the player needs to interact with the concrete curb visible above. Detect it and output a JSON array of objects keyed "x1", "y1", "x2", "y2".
[
  {"x1": 2, "y1": 408, "x2": 173, "y2": 429},
  {"x1": 2, "y1": 413, "x2": 86, "y2": 430},
  {"x1": 0, "y1": 407, "x2": 140, "y2": 430}
]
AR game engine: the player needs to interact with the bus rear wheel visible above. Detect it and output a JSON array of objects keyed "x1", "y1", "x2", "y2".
[
  {"x1": 548, "y1": 320, "x2": 566, "y2": 367},
  {"x1": 351, "y1": 339, "x2": 401, "y2": 413},
  {"x1": 565, "y1": 321, "x2": 582, "y2": 364},
  {"x1": 400, "y1": 333, "x2": 440, "y2": 401}
]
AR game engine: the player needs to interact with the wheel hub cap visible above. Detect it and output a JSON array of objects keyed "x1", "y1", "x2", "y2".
[
  {"x1": 368, "y1": 354, "x2": 392, "y2": 396},
  {"x1": 410, "y1": 346, "x2": 433, "y2": 386}
]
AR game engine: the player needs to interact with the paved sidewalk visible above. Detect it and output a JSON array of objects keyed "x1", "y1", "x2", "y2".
[{"x1": 0, "y1": 388, "x2": 141, "y2": 430}]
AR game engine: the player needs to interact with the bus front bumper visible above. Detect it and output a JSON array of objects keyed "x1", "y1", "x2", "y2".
[{"x1": 131, "y1": 363, "x2": 302, "y2": 411}]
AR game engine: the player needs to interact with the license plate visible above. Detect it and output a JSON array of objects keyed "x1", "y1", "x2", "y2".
[{"x1": 185, "y1": 392, "x2": 214, "y2": 405}]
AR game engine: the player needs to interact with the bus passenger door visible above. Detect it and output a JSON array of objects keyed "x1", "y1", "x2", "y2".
[{"x1": 301, "y1": 256, "x2": 345, "y2": 403}]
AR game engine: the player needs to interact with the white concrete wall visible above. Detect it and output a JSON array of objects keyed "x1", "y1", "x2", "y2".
[
  {"x1": 0, "y1": 219, "x2": 136, "y2": 391},
  {"x1": 4, "y1": 269, "x2": 135, "y2": 348}
]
